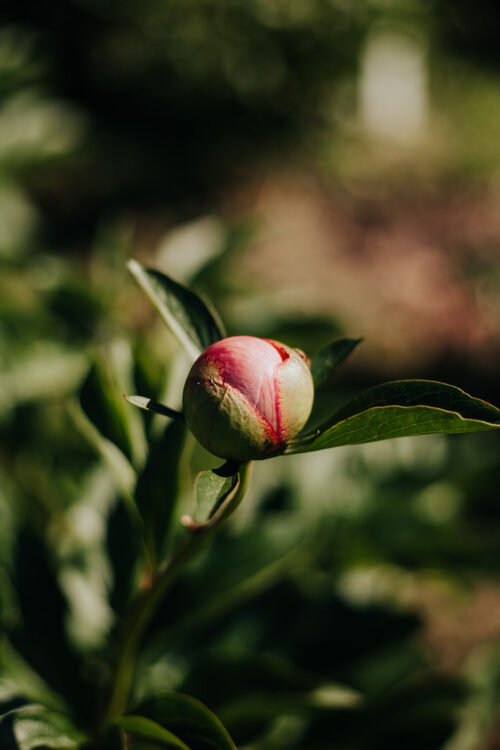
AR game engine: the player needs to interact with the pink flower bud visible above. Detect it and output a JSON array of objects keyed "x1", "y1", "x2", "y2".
[{"x1": 182, "y1": 336, "x2": 314, "y2": 461}]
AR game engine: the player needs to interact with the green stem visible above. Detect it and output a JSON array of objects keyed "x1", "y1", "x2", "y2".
[{"x1": 98, "y1": 462, "x2": 251, "y2": 732}]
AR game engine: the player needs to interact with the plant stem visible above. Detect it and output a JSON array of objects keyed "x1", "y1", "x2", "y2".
[{"x1": 97, "y1": 462, "x2": 251, "y2": 732}]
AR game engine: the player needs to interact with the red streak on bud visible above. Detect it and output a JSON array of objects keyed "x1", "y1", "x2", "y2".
[
  {"x1": 201, "y1": 337, "x2": 287, "y2": 441},
  {"x1": 183, "y1": 335, "x2": 314, "y2": 461}
]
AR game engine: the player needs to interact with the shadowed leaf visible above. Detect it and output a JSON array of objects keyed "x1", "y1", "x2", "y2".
[
  {"x1": 105, "y1": 497, "x2": 142, "y2": 615},
  {"x1": 79, "y1": 351, "x2": 146, "y2": 467},
  {"x1": 115, "y1": 715, "x2": 190, "y2": 749},
  {"x1": 310, "y1": 337, "x2": 363, "y2": 388},
  {"x1": 9, "y1": 527, "x2": 96, "y2": 725},
  {"x1": 195, "y1": 466, "x2": 241, "y2": 525},
  {"x1": 135, "y1": 691, "x2": 236, "y2": 750},
  {"x1": 135, "y1": 419, "x2": 186, "y2": 563}
]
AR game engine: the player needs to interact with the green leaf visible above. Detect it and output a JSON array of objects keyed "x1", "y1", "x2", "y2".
[
  {"x1": 125, "y1": 395, "x2": 184, "y2": 421},
  {"x1": 127, "y1": 259, "x2": 226, "y2": 360},
  {"x1": 135, "y1": 691, "x2": 237, "y2": 750},
  {"x1": 194, "y1": 467, "x2": 240, "y2": 525},
  {"x1": 80, "y1": 725, "x2": 125, "y2": 749},
  {"x1": 135, "y1": 419, "x2": 186, "y2": 563},
  {"x1": 159, "y1": 520, "x2": 306, "y2": 642},
  {"x1": 0, "y1": 705, "x2": 84, "y2": 749},
  {"x1": 114, "y1": 715, "x2": 190, "y2": 749},
  {"x1": 105, "y1": 496, "x2": 142, "y2": 615},
  {"x1": 219, "y1": 684, "x2": 360, "y2": 726},
  {"x1": 8, "y1": 527, "x2": 96, "y2": 725},
  {"x1": 69, "y1": 401, "x2": 136, "y2": 503},
  {"x1": 179, "y1": 651, "x2": 359, "y2": 746},
  {"x1": 79, "y1": 349, "x2": 146, "y2": 467},
  {"x1": 310, "y1": 337, "x2": 363, "y2": 388},
  {"x1": 288, "y1": 380, "x2": 500, "y2": 454}
]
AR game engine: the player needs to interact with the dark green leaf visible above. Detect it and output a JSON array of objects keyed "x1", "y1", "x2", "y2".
[
  {"x1": 310, "y1": 337, "x2": 363, "y2": 388},
  {"x1": 181, "y1": 650, "x2": 351, "y2": 709},
  {"x1": 127, "y1": 260, "x2": 226, "y2": 360},
  {"x1": 135, "y1": 691, "x2": 236, "y2": 750},
  {"x1": 179, "y1": 651, "x2": 359, "y2": 746},
  {"x1": 195, "y1": 469, "x2": 240, "y2": 525},
  {"x1": 288, "y1": 380, "x2": 500, "y2": 453},
  {"x1": 135, "y1": 419, "x2": 186, "y2": 562},
  {"x1": 219, "y1": 685, "x2": 360, "y2": 726},
  {"x1": 114, "y1": 715, "x2": 190, "y2": 749},
  {"x1": 0, "y1": 705, "x2": 84, "y2": 749},
  {"x1": 8, "y1": 527, "x2": 96, "y2": 725},
  {"x1": 69, "y1": 401, "x2": 136, "y2": 502},
  {"x1": 105, "y1": 496, "x2": 142, "y2": 615},
  {"x1": 158, "y1": 520, "x2": 306, "y2": 642},
  {"x1": 81, "y1": 725, "x2": 124, "y2": 749},
  {"x1": 125, "y1": 395, "x2": 184, "y2": 421}
]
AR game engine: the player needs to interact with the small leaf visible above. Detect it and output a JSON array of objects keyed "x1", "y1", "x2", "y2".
[
  {"x1": 135, "y1": 691, "x2": 237, "y2": 750},
  {"x1": 135, "y1": 419, "x2": 186, "y2": 563},
  {"x1": 310, "y1": 337, "x2": 363, "y2": 388},
  {"x1": 288, "y1": 380, "x2": 500, "y2": 454},
  {"x1": 127, "y1": 259, "x2": 226, "y2": 360},
  {"x1": 0, "y1": 705, "x2": 84, "y2": 750},
  {"x1": 195, "y1": 468, "x2": 240, "y2": 525},
  {"x1": 115, "y1": 715, "x2": 190, "y2": 749},
  {"x1": 125, "y1": 395, "x2": 184, "y2": 421}
]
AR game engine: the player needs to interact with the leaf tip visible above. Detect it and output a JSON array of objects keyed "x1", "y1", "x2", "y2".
[{"x1": 126, "y1": 257, "x2": 142, "y2": 275}]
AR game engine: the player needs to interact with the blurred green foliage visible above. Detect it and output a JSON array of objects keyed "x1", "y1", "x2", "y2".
[{"x1": 1, "y1": 0, "x2": 500, "y2": 748}]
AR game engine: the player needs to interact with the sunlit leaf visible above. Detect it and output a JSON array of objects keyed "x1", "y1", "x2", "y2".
[
  {"x1": 127, "y1": 260, "x2": 225, "y2": 360},
  {"x1": 135, "y1": 691, "x2": 237, "y2": 750},
  {"x1": 0, "y1": 704, "x2": 84, "y2": 749},
  {"x1": 288, "y1": 380, "x2": 500, "y2": 453}
]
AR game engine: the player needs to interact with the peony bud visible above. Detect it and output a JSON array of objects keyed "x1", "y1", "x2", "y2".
[{"x1": 182, "y1": 335, "x2": 314, "y2": 461}]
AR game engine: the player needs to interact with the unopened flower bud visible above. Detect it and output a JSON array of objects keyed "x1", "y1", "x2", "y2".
[{"x1": 183, "y1": 335, "x2": 314, "y2": 461}]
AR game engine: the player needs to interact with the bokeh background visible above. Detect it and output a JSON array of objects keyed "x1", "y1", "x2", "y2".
[{"x1": 1, "y1": 1, "x2": 500, "y2": 748}]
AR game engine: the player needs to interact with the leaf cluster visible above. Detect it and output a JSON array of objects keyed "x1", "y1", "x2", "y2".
[{"x1": 1, "y1": 260, "x2": 499, "y2": 749}]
